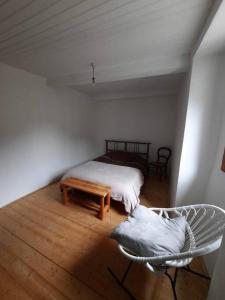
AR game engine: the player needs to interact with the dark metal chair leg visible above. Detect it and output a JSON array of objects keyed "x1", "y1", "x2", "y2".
[
  {"x1": 107, "y1": 261, "x2": 137, "y2": 300},
  {"x1": 108, "y1": 261, "x2": 210, "y2": 300},
  {"x1": 182, "y1": 265, "x2": 210, "y2": 280},
  {"x1": 164, "y1": 269, "x2": 178, "y2": 300},
  {"x1": 174, "y1": 268, "x2": 178, "y2": 286}
]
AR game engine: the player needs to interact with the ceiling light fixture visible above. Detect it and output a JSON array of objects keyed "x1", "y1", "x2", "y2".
[{"x1": 90, "y1": 62, "x2": 96, "y2": 85}]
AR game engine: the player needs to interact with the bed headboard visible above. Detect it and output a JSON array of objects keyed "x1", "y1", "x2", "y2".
[{"x1": 105, "y1": 140, "x2": 151, "y2": 162}]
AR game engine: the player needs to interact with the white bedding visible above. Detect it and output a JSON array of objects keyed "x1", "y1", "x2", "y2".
[{"x1": 62, "y1": 161, "x2": 144, "y2": 213}]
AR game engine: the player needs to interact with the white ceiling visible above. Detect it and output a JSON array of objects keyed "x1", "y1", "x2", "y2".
[
  {"x1": 0, "y1": 0, "x2": 213, "y2": 88},
  {"x1": 74, "y1": 72, "x2": 185, "y2": 100}
]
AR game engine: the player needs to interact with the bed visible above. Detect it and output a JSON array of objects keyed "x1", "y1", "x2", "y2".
[{"x1": 62, "y1": 140, "x2": 151, "y2": 213}]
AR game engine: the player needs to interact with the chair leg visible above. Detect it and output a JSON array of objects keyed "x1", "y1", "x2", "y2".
[
  {"x1": 164, "y1": 268, "x2": 178, "y2": 300},
  {"x1": 164, "y1": 166, "x2": 167, "y2": 179},
  {"x1": 107, "y1": 261, "x2": 137, "y2": 300},
  {"x1": 159, "y1": 167, "x2": 163, "y2": 181},
  {"x1": 182, "y1": 265, "x2": 210, "y2": 280},
  {"x1": 164, "y1": 264, "x2": 210, "y2": 300}
]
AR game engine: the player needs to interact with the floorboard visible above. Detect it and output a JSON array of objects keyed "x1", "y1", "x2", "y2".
[{"x1": 0, "y1": 176, "x2": 209, "y2": 300}]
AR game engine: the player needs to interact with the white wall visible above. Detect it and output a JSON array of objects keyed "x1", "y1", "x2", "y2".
[
  {"x1": 206, "y1": 69, "x2": 225, "y2": 298},
  {"x1": 170, "y1": 73, "x2": 191, "y2": 206},
  {"x1": 175, "y1": 54, "x2": 225, "y2": 207},
  {"x1": 170, "y1": 3, "x2": 225, "y2": 296},
  {"x1": 203, "y1": 55, "x2": 225, "y2": 276},
  {"x1": 0, "y1": 62, "x2": 95, "y2": 207},
  {"x1": 173, "y1": 52, "x2": 225, "y2": 295},
  {"x1": 93, "y1": 96, "x2": 178, "y2": 163},
  {"x1": 199, "y1": 56, "x2": 225, "y2": 293}
]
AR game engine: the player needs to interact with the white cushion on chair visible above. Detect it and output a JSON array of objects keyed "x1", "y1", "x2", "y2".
[{"x1": 111, "y1": 205, "x2": 186, "y2": 257}]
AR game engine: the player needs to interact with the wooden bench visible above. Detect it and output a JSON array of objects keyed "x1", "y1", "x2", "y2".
[{"x1": 60, "y1": 177, "x2": 111, "y2": 220}]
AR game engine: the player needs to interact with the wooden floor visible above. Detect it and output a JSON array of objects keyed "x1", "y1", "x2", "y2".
[{"x1": 0, "y1": 176, "x2": 209, "y2": 300}]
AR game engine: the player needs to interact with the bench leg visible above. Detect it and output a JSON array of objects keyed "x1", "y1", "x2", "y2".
[
  {"x1": 106, "y1": 192, "x2": 111, "y2": 212},
  {"x1": 63, "y1": 186, "x2": 69, "y2": 205},
  {"x1": 99, "y1": 196, "x2": 105, "y2": 220}
]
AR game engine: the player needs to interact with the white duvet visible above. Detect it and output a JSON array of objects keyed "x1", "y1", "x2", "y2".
[{"x1": 62, "y1": 161, "x2": 144, "y2": 213}]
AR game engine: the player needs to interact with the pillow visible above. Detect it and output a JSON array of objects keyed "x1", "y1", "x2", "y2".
[{"x1": 111, "y1": 205, "x2": 186, "y2": 257}]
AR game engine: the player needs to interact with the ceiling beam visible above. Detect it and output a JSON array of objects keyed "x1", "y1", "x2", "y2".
[{"x1": 47, "y1": 54, "x2": 190, "y2": 87}]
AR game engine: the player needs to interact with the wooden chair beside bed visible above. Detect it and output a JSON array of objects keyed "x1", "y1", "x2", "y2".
[{"x1": 60, "y1": 140, "x2": 151, "y2": 220}]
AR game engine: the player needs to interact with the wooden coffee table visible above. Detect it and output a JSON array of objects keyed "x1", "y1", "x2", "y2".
[{"x1": 60, "y1": 177, "x2": 111, "y2": 220}]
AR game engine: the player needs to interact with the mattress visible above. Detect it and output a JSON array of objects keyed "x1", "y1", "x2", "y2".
[{"x1": 62, "y1": 160, "x2": 144, "y2": 213}]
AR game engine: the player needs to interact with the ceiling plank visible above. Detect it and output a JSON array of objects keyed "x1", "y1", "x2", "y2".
[
  {"x1": 0, "y1": 0, "x2": 108, "y2": 45},
  {"x1": 0, "y1": 0, "x2": 210, "y2": 59},
  {"x1": 0, "y1": 0, "x2": 32, "y2": 23},
  {"x1": 0, "y1": 0, "x2": 58, "y2": 35}
]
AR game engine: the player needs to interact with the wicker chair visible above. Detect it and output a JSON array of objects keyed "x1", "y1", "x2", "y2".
[{"x1": 108, "y1": 204, "x2": 225, "y2": 300}]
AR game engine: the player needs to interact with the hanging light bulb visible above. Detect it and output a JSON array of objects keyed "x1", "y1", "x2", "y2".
[{"x1": 90, "y1": 62, "x2": 96, "y2": 86}]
